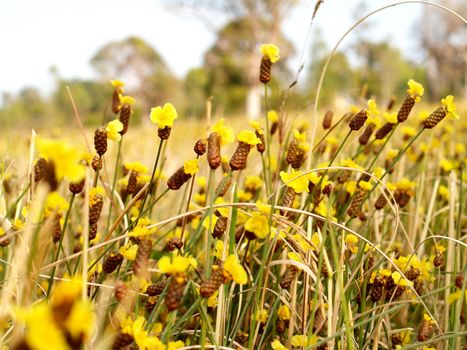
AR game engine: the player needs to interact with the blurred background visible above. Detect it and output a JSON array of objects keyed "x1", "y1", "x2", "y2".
[{"x1": 0, "y1": 0, "x2": 465, "y2": 129}]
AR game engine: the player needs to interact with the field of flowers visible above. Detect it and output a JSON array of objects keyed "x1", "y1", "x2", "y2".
[{"x1": 0, "y1": 43, "x2": 465, "y2": 350}]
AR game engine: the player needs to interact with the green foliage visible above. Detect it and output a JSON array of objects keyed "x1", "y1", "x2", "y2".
[{"x1": 53, "y1": 79, "x2": 110, "y2": 126}]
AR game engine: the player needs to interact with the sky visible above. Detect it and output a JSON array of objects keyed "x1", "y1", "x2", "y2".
[{"x1": 0, "y1": 0, "x2": 431, "y2": 99}]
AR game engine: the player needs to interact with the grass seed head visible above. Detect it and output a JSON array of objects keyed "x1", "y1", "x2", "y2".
[{"x1": 94, "y1": 127, "x2": 108, "y2": 156}]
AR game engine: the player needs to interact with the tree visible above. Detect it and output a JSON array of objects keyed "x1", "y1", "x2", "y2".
[
  {"x1": 203, "y1": 16, "x2": 294, "y2": 115},
  {"x1": 418, "y1": 0, "x2": 467, "y2": 99},
  {"x1": 165, "y1": 0, "x2": 298, "y2": 118},
  {"x1": 90, "y1": 36, "x2": 180, "y2": 110}
]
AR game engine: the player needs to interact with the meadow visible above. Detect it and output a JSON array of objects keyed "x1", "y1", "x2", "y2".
[{"x1": 0, "y1": 6, "x2": 466, "y2": 350}]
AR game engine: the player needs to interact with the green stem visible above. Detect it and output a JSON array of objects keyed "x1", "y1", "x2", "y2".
[
  {"x1": 47, "y1": 194, "x2": 75, "y2": 297},
  {"x1": 138, "y1": 138, "x2": 164, "y2": 221},
  {"x1": 105, "y1": 139, "x2": 123, "y2": 236},
  {"x1": 92, "y1": 155, "x2": 102, "y2": 188}
]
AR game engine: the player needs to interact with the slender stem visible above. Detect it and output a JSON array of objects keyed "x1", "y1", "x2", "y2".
[
  {"x1": 263, "y1": 83, "x2": 272, "y2": 201},
  {"x1": 47, "y1": 194, "x2": 75, "y2": 297},
  {"x1": 92, "y1": 155, "x2": 102, "y2": 188},
  {"x1": 105, "y1": 139, "x2": 123, "y2": 236},
  {"x1": 181, "y1": 156, "x2": 199, "y2": 242},
  {"x1": 139, "y1": 138, "x2": 164, "y2": 221}
]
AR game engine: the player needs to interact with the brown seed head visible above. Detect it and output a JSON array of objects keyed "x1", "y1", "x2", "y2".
[
  {"x1": 102, "y1": 251, "x2": 123, "y2": 274},
  {"x1": 349, "y1": 110, "x2": 367, "y2": 131},
  {"x1": 166, "y1": 237, "x2": 184, "y2": 251},
  {"x1": 111, "y1": 89, "x2": 121, "y2": 114},
  {"x1": 323, "y1": 110, "x2": 333, "y2": 129},
  {"x1": 69, "y1": 179, "x2": 85, "y2": 195},
  {"x1": 423, "y1": 106, "x2": 447, "y2": 129},
  {"x1": 358, "y1": 123, "x2": 375, "y2": 145},
  {"x1": 34, "y1": 157, "x2": 47, "y2": 182},
  {"x1": 133, "y1": 238, "x2": 152, "y2": 279},
  {"x1": 200, "y1": 265, "x2": 226, "y2": 298},
  {"x1": 147, "y1": 280, "x2": 167, "y2": 296},
  {"x1": 111, "y1": 332, "x2": 134, "y2": 350},
  {"x1": 119, "y1": 103, "x2": 131, "y2": 135},
  {"x1": 167, "y1": 166, "x2": 192, "y2": 190},
  {"x1": 280, "y1": 265, "x2": 299, "y2": 289},
  {"x1": 94, "y1": 127, "x2": 108, "y2": 156},
  {"x1": 158, "y1": 126, "x2": 172, "y2": 140},
  {"x1": 89, "y1": 193, "x2": 104, "y2": 225},
  {"x1": 91, "y1": 155, "x2": 102, "y2": 172},
  {"x1": 212, "y1": 216, "x2": 228, "y2": 238},
  {"x1": 207, "y1": 132, "x2": 221, "y2": 169},
  {"x1": 375, "y1": 122, "x2": 395, "y2": 140},
  {"x1": 230, "y1": 142, "x2": 251, "y2": 171},
  {"x1": 259, "y1": 57, "x2": 271, "y2": 84},
  {"x1": 397, "y1": 95, "x2": 415, "y2": 123},
  {"x1": 166, "y1": 275, "x2": 187, "y2": 311},
  {"x1": 194, "y1": 138, "x2": 207, "y2": 156},
  {"x1": 348, "y1": 187, "x2": 367, "y2": 218},
  {"x1": 256, "y1": 131, "x2": 265, "y2": 153}
]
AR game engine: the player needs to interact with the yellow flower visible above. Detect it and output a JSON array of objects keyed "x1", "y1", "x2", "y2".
[
  {"x1": 383, "y1": 112, "x2": 397, "y2": 124},
  {"x1": 158, "y1": 255, "x2": 197, "y2": 274},
  {"x1": 132, "y1": 316, "x2": 165, "y2": 350},
  {"x1": 255, "y1": 200, "x2": 272, "y2": 216},
  {"x1": 224, "y1": 254, "x2": 247, "y2": 284},
  {"x1": 202, "y1": 215, "x2": 218, "y2": 231},
  {"x1": 249, "y1": 120, "x2": 263, "y2": 134},
  {"x1": 125, "y1": 161, "x2": 148, "y2": 174},
  {"x1": 367, "y1": 98, "x2": 380, "y2": 118},
  {"x1": 213, "y1": 240, "x2": 224, "y2": 260},
  {"x1": 168, "y1": 340, "x2": 185, "y2": 350},
  {"x1": 291, "y1": 334, "x2": 318, "y2": 347},
  {"x1": 105, "y1": 119, "x2": 123, "y2": 142},
  {"x1": 447, "y1": 290, "x2": 463, "y2": 304},
  {"x1": 212, "y1": 118, "x2": 234, "y2": 146},
  {"x1": 260, "y1": 43, "x2": 280, "y2": 63},
  {"x1": 345, "y1": 233, "x2": 358, "y2": 246},
  {"x1": 150, "y1": 103, "x2": 178, "y2": 129},
  {"x1": 36, "y1": 138, "x2": 86, "y2": 182},
  {"x1": 268, "y1": 110, "x2": 279, "y2": 123},
  {"x1": 15, "y1": 303, "x2": 69, "y2": 350},
  {"x1": 340, "y1": 158, "x2": 362, "y2": 170},
  {"x1": 407, "y1": 79, "x2": 424, "y2": 102},
  {"x1": 401, "y1": 126, "x2": 417, "y2": 137},
  {"x1": 120, "y1": 95, "x2": 135, "y2": 105},
  {"x1": 346, "y1": 181, "x2": 357, "y2": 195},
  {"x1": 293, "y1": 129, "x2": 307, "y2": 142},
  {"x1": 438, "y1": 185, "x2": 449, "y2": 200},
  {"x1": 395, "y1": 178, "x2": 416, "y2": 190},
  {"x1": 391, "y1": 271, "x2": 412, "y2": 287},
  {"x1": 255, "y1": 309, "x2": 269, "y2": 323},
  {"x1": 238, "y1": 190, "x2": 253, "y2": 202},
  {"x1": 64, "y1": 300, "x2": 94, "y2": 340},
  {"x1": 455, "y1": 143, "x2": 465, "y2": 154},
  {"x1": 183, "y1": 159, "x2": 199, "y2": 175},
  {"x1": 237, "y1": 130, "x2": 261, "y2": 146},
  {"x1": 440, "y1": 159, "x2": 455, "y2": 172},
  {"x1": 129, "y1": 218, "x2": 156, "y2": 237},
  {"x1": 423, "y1": 313, "x2": 434, "y2": 323},
  {"x1": 245, "y1": 175, "x2": 262, "y2": 190},
  {"x1": 89, "y1": 186, "x2": 104, "y2": 206},
  {"x1": 119, "y1": 243, "x2": 139, "y2": 260},
  {"x1": 441, "y1": 95, "x2": 459, "y2": 120},
  {"x1": 45, "y1": 192, "x2": 69, "y2": 215},
  {"x1": 271, "y1": 339, "x2": 288, "y2": 350},
  {"x1": 277, "y1": 305, "x2": 290, "y2": 321},
  {"x1": 111, "y1": 79, "x2": 125, "y2": 88},
  {"x1": 280, "y1": 170, "x2": 309, "y2": 193},
  {"x1": 359, "y1": 181, "x2": 372, "y2": 191},
  {"x1": 244, "y1": 212, "x2": 269, "y2": 239}
]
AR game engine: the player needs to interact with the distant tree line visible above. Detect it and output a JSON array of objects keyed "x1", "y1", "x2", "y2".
[{"x1": 0, "y1": 0, "x2": 464, "y2": 128}]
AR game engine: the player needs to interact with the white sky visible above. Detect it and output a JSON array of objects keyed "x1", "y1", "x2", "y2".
[{"x1": 0, "y1": 0, "x2": 431, "y2": 98}]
